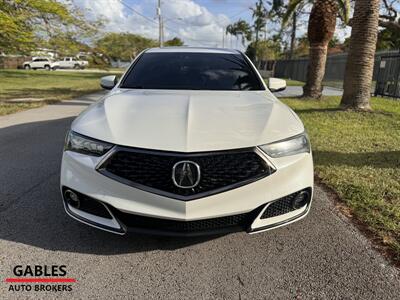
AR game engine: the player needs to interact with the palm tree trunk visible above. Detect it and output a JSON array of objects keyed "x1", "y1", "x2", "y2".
[
  {"x1": 289, "y1": 12, "x2": 297, "y2": 59},
  {"x1": 303, "y1": 45, "x2": 328, "y2": 98},
  {"x1": 340, "y1": 0, "x2": 380, "y2": 110},
  {"x1": 302, "y1": 0, "x2": 338, "y2": 99}
]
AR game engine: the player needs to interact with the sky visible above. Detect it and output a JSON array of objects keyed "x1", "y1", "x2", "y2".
[
  {"x1": 71, "y1": 0, "x2": 352, "y2": 50},
  {"x1": 72, "y1": 0, "x2": 270, "y2": 50}
]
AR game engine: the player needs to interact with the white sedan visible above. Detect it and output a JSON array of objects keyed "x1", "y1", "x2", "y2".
[{"x1": 61, "y1": 47, "x2": 313, "y2": 236}]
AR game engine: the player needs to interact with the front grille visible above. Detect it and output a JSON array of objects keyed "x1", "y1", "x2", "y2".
[
  {"x1": 261, "y1": 188, "x2": 312, "y2": 219},
  {"x1": 98, "y1": 147, "x2": 274, "y2": 200},
  {"x1": 108, "y1": 206, "x2": 262, "y2": 235}
]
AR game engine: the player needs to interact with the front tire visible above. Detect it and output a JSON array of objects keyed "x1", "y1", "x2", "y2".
[
  {"x1": 24, "y1": 65, "x2": 31, "y2": 70},
  {"x1": 44, "y1": 65, "x2": 51, "y2": 71}
]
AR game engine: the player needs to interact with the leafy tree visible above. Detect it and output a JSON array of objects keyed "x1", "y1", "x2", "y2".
[
  {"x1": 44, "y1": 34, "x2": 91, "y2": 57},
  {"x1": 0, "y1": 0, "x2": 99, "y2": 54},
  {"x1": 95, "y1": 33, "x2": 157, "y2": 61},
  {"x1": 247, "y1": 40, "x2": 281, "y2": 61},
  {"x1": 376, "y1": 27, "x2": 400, "y2": 50},
  {"x1": 340, "y1": 0, "x2": 380, "y2": 111},
  {"x1": 164, "y1": 37, "x2": 184, "y2": 47}
]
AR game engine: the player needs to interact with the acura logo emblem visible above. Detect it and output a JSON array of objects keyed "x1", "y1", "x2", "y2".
[{"x1": 172, "y1": 161, "x2": 201, "y2": 189}]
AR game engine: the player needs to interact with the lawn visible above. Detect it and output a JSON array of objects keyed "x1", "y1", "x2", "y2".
[
  {"x1": 0, "y1": 69, "x2": 121, "y2": 115},
  {"x1": 281, "y1": 96, "x2": 400, "y2": 261},
  {"x1": 265, "y1": 78, "x2": 305, "y2": 87},
  {"x1": 285, "y1": 79, "x2": 305, "y2": 86}
]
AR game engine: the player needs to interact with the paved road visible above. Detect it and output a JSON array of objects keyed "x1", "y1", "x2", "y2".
[
  {"x1": 275, "y1": 86, "x2": 343, "y2": 98},
  {"x1": 0, "y1": 93, "x2": 398, "y2": 299}
]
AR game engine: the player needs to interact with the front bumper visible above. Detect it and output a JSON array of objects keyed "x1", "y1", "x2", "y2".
[{"x1": 60, "y1": 149, "x2": 313, "y2": 236}]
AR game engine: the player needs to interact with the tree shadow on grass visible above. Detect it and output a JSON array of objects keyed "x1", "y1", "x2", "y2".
[
  {"x1": 0, "y1": 70, "x2": 111, "y2": 79},
  {"x1": 1, "y1": 87, "x2": 100, "y2": 101},
  {"x1": 313, "y1": 150, "x2": 400, "y2": 169},
  {"x1": 294, "y1": 108, "x2": 343, "y2": 114}
]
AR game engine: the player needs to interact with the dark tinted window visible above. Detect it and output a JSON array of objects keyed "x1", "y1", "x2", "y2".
[{"x1": 121, "y1": 52, "x2": 264, "y2": 91}]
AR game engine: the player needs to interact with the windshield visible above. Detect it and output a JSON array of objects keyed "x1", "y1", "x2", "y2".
[{"x1": 120, "y1": 52, "x2": 264, "y2": 91}]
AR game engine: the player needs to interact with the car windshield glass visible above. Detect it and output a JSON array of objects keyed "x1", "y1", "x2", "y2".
[{"x1": 121, "y1": 52, "x2": 264, "y2": 91}]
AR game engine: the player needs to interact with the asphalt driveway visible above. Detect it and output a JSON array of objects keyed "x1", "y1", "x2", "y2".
[
  {"x1": 274, "y1": 86, "x2": 343, "y2": 98},
  {"x1": 0, "y1": 93, "x2": 398, "y2": 299}
]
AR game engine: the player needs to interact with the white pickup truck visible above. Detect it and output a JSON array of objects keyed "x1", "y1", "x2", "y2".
[{"x1": 54, "y1": 57, "x2": 89, "y2": 69}]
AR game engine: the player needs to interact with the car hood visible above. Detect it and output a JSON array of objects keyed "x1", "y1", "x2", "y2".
[{"x1": 72, "y1": 89, "x2": 304, "y2": 152}]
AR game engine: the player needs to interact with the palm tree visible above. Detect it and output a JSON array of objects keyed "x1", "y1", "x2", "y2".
[
  {"x1": 226, "y1": 20, "x2": 252, "y2": 46},
  {"x1": 251, "y1": 0, "x2": 268, "y2": 44},
  {"x1": 270, "y1": 0, "x2": 302, "y2": 59},
  {"x1": 340, "y1": 0, "x2": 380, "y2": 111},
  {"x1": 283, "y1": 0, "x2": 350, "y2": 98}
]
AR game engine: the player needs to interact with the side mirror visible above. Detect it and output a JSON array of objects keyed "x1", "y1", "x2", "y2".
[
  {"x1": 268, "y1": 78, "x2": 287, "y2": 92},
  {"x1": 100, "y1": 75, "x2": 117, "y2": 90}
]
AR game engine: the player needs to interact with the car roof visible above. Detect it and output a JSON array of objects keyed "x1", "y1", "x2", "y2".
[{"x1": 145, "y1": 47, "x2": 241, "y2": 54}]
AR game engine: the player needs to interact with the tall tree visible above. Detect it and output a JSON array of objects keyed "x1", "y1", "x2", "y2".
[
  {"x1": 340, "y1": 0, "x2": 380, "y2": 111},
  {"x1": 271, "y1": 0, "x2": 303, "y2": 59},
  {"x1": 251, "y1": 0, "x2": 269, "y2": 45},
  {"x1": 96, "y1": 33, "x2": 157, "y2": 61},
  {"x1": 226, "y1": 19, "x2": 252, "y2": 45},
  {"x1": 164, "y1": 37, "x2": 184, "y2": 47},
  {"x1": 283, "y1": 0, "x2": 349, "y2": 99},
  {"x1": 0, "y1": 0, "x2": 99, "y2": 54}
]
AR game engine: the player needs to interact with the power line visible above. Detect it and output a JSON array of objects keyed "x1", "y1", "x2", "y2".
[
  {"x1": 116, "y1": 0, "x2": 229, "y2": 45},
  {"x1": 117, "y1": 0, "x2": 157, "y2": 26},
  {"x1": 228, "y1": 8, "x2": 250, "y2": 19}
]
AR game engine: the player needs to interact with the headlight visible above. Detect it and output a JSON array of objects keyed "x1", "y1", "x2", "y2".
[
  {"x1": 64, "y1": 131, "x2": 113, "y2": 157},
  {"x1": 259, "y1": 133, "x2": 310, "y2": 158}
]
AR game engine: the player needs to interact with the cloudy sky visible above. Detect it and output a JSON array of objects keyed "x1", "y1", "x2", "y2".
[{"x1": 72, "y1": 0, "x2": 266, "y2": 49}]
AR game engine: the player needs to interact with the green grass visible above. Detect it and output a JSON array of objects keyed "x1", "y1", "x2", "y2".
[
  {"x1": 0, "y1": 69, "x2": 119, "y2": 115},
  {"x1": 265, "y1": 78, "x2": 305, "y2": 87},
  {"x1": 0, "y1": 102, "x2": 45, "y2": 115},
  {"x1": 285, "y1": 79, "x2": 305, "y2": 86},
  {"x1": 281, "y1": 96, "x2": 400, "y2": 261}
]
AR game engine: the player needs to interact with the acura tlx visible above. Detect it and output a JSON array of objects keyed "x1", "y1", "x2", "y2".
[{"x1": 61, "y1": 47, "x2": 313, "y2": 236}]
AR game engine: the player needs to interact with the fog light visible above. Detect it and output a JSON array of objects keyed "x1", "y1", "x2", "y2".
[
  {"x1": 292, "y1": 190, "x2": 310, "y2": 209},
  {"x1": 64, "y1": 190, "x2": 80, "y2": 208}
]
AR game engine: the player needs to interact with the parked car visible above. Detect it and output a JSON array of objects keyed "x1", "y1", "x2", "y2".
[
  {"x1": 61, "y1": 47, "x2": 313, "y2": 236},
  {"x1": 22, "y1": 57, "x2": 57, "y2": 70},
  {"x1": 54, "y1": 57, "x2": 89, "y2": 69}
]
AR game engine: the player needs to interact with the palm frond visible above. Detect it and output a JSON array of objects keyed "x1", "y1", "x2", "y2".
[
  {"x1": 282, "y1": 0, "x2": 304, "y2": 26},
  {"x1": 337, "y1": 0, "x2": 350, "y2": 24}
]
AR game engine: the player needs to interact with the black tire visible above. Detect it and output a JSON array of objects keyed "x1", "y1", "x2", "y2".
[
  {"x1": 24, "y1": 65, "x2": 31, "y2": 70},
  {"x1": 74, "y1": 64, "x2": 80, "y2": 69},
  {"x1": 44, "y1": 65, "x2": 51, "y2": 71}
]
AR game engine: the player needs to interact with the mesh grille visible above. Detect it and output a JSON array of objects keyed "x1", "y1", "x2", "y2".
[
  {"x1": 63, "y1": 188, "x2": 112, "y2": 219},
  {"x1": 98, "y1": 147, "x2": 274, "y2": 200},
  {"x1": 109, "y1": 206, "x2": 261, "y2": 234},
  {"x1": 261, "y1": 189, "x2": 311, "y2": 219}
]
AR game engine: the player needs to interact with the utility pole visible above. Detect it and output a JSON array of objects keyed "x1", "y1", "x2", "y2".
[
  {"x1": 222, "y1": 27, "x2": 225, "y2": 48},
  {"x1": 157, "y1": 0, "x2": 163, "y2": 47},
  {"x1": 264, "y1": 23, "x2": 267, "y2": 41}
]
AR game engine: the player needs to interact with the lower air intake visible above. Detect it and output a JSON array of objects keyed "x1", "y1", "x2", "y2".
[
  {"x1": 261, "y1": 188, "x2": 312, "y2": 219},
  {"x1": 108, "y1": 206, "x2": 262, "y2": 235}
]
